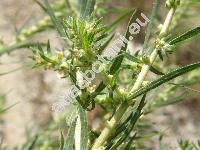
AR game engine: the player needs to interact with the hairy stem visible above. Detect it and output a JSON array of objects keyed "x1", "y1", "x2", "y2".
[{"x1": 91, "y1": 7, "x2": 177, "y2": 150}]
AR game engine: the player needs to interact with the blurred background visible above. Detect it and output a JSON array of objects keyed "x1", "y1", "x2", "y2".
[{"x1": 0, "y1": 0, "x2": 199, "y2": 149}]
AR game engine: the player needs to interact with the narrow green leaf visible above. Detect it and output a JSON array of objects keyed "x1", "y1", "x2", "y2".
[
  {"x1": 91, "y1": 82, "x2": 106, "y2": 98},
  {"x1": 123, "y1": 52, "x2": 142, "y2": 64},
  {"x1": 193, "y1": 141, "x2": 200, "y2": 150},
  {"x1": 157, "y1": 50, "x2": 163, "y2": 61},
  {"x1": 44, "y1": 0, "x2": 67, "y2": 39},
  {"x1": 32, "y1": 63, "x2": 45, "y2": 68},
  {"x1": 142, "y1": 0, "x2": 158, "y2": 53},
  {"x1": 109, "y1": 94, "x2": 146, "y2": 150},
  {"x1": 134, "y1": 50, "x2": 140, "y2": 57},
  {"x1": 152, "y1": 93, "x2": 187, "y2": 108},
  {"x1": 109, "y1": 51, "x2": 142, "y2": 75},
  {"x1": 111, "y1": 71, "x2": 119, "y2": 87},
  {"x1": 34, "y1": 0, "x2": 47, "y2": 12},
  {"x1": 128, "y1": 61, "x2": 200, "y2": 100},
  {"x1": 27, "y1": 135, "x2": 39, "y2": 150},
  {"x1": 109, "y1": 10, "x2": 137, "y2": 75},
  {"x1": 109, "y1": 53, "x2": 124, "y2": 75},
  {"x1": 134, "y1": 132, "x2": 159, "y2": 141},
  {"x1": 64, "y1": 120, "x2": 77, "y2": 150},
  {"x1": 121, "y1": 65, "x2": 132, "y2": 69},
  {"x1": 60, "y1": 132, "x2": 64, "y2": 150},
  {"x1": 158, "y1": 135, "x2": 164, "y2": 150},
  {"x1": 150, "y1": 66, "x2": 164, "y2": 75},
  {"x1": 37, "y1": 44, "x2": 44, "y2": 54},
  {"x1": 95, "y1": 33, "x2": 108, "y2": 42},
  {"x1": 105, "y1": 9, "x2": 136, "y2": 32},
  {"x1": 91, "y1": 10, "x2": 137, "y2": 98},
  {"x1": 169, "y1": 83, "x2": 200, "y2": 93},
  {"x1": 78, "y1": 105, "x2": 89, "y2": 150},
  {"x1": 124, "y1": 133, "x2": 137, "y2": 150},
  {"x1": 39, "y1": 53, "x2": 56, "y2": 64},
  {"x1": 79, "y1": 0, "x2": 88, "y2": 17},
  {"x1": 47, "y1": 40, "x2": 51, "y2": 54},
  {"x1": 106, "y1": 108, "x2": 132, "y2": 148},
  {"x1": 37, "y1": 45, "x2": 57, "y2": 64},
  {"x1": 108, "y1": 87, "x2": 114, "y2": 100},
  {"x1": 82, "y1": 0, "x2": 96, "y2": 18},
  {"x1": 0, "y1": 102, "x2": 19, "y2": 114},
  {"x1": 65, "y1": 104, "x2": 78, "y2": 126},
  {"x1": 16, "y1": 13, "x2": 34, "y2": 35},
  {"x1": 178, "y1": 139, "x2": 193, "y2": 150},
  {"x1": 169, "y1": 26, "x2": 200, "y2": 45},
  {"x1": 98, "y1": 33, "x2": 115, "y2": 54},
  {"x1": 0, "y1": 42, "x2": 43, "y2": 56}
]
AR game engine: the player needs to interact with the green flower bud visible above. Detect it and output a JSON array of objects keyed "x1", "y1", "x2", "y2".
[
  {"x1": 142, "y1": 54, "x2": 150, "y2": 64},
  {"x1": 55, "y1": 51, "x2": 64, "y2": 60},
  {"x1": 60, "y1": 62, "x2": 68, "y2": 69},
  {"x1": 165, "y1": 0, "x2": 180, "y2": 9},
  {"x1": 155, "y1": 39, "x2": 165, "y2": 47}
]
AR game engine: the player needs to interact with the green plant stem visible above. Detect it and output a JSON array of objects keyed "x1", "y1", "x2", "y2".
[
  {"x1": 129, "y1": 7, "x2": 176, "y2": 94},
  {"x1": 91, "y1": 102, "x2": 129, "y2": 150},
  {"x1": 0, "y1": 42, "x2": 41, "y2": 56},
  {"x1": 91, "y1": 7, "x2": 177, "y2": 150}
]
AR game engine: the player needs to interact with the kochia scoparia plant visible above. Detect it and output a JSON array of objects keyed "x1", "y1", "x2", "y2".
[{"x1": 15, "y1": 0, "x2": 200, "y2": 149}]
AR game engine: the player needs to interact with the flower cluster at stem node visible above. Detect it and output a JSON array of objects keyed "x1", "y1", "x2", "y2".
[{"x1": 165, "y1": 0, "x2": 180, "y2": 9}]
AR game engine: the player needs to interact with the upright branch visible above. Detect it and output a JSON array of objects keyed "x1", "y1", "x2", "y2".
[{"x1": 91, "y1": 0, "x2": 180, "y2": 149}]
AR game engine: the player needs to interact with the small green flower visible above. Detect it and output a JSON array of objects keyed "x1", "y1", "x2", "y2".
[
  {"x1": 165, "y1": 0, "x2": 180, "y2": 9},
  {"x1": 141, "y1": 54, "x2": 151, "y2": 64},
  {"x1": 55, "y1": 50, "x2": 64, "y2": 60}
]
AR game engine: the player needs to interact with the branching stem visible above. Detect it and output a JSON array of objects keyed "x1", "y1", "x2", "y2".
[{"x1": 91, "y1": 7, "x2": 177, "y2": 150}]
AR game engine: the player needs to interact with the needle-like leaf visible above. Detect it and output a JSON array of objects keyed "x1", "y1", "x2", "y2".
[
  {"x1": 64, "y1": 120, "x2": 77, "y2": 150},
  {"x1": 150, "y1": 66, "x2": 165, "y2": 75},
  {"x1": 46, "y1": 40, "x2": 51, "y2": 54},
  {"x1": 44, "y1": 0, "x2": 67, "y2": 39},
  {"x1": 152, "y1": 93, "x2": 187, "y2": 109},
  {"x1": 27, "y1": 135, "x2": 39, "y2": 150},
  {"x1": 105, "y1": 9, "x2": 136, "y2": 32},
  {"x1": 168, "y1": 26, "x2": 200, "y2": 45},
  {"x1": 98, "y1": 33, "x2": 115, "y2": 54},
  {"x1": 82, "y1": 0, "x2": 96, "y2": 18},
  {"x1": 142, "y1": 0, "x2": 158, "y2": 53},
  {"x1": 92, "y1": 10, "x2": 137, "y2": 98},
  {"x1": 128, "y1": 61, "x2": 200, "y2": 100},
  {"x1": 0, "y1": 102, "x2": 19, "y2": 114},
  {"x1": 109, "y1": 10, "x2": 137, "y2": 75},
  {"x1": 78, "y1": 105, "x2": 89, "y2": 150},
  {"x1": 79, "y1": 0, "x2": 88, "y2": 17},
  {"x1": 0, "y1": 42, "x2": 44, "y2": 56},
  {"x1": 34, "y1": 0, "x2": 47, "y2": 12},
  {"x1": 108, "y1": 94, "x2": 146, "y2": 150},
  {"x1": 123, "y1": 52, "x2": 142, "y2": 64}
]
